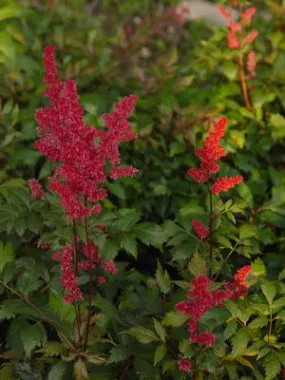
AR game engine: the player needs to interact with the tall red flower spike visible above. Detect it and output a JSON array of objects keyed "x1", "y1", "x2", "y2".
[
  {"x1": 35, "y1": 45, "x2": 138, "y2": 220},
  {"x1": 191, "y1": 219, "x2": 209, "y2": 240},
  {"x1": 32, "y1": 46, "x2": 139, "y2": 303},
  {"x1": 187, "y1": 117, "x2": 243, "y2": 193}
]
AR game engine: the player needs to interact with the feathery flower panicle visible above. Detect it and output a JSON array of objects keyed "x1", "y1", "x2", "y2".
[
  {"x1": 218, "y1": 5, "x2": 232, "y2": 19},
  {"x1": 228, "y1": 31, "x2": 240, "y2": 49},
  {"x1": 187, "y1": 168, "x2": 210, "y2": 183},
  {"x1": 247, "y1": 50, "x2": 256, "y2": 78},
  {"x1": 234, "y1": 265, "x2": 252, "y2": 285},
  {"x1": 241, "y1": 7, "x2": 256, "y2": 22},
  {"x1": 176, "y1": 268, "x2": 250, "y2": 347},
  {"x1": 59, "y1": 246, "x2": 83, "y2": 303},
  {"x1": 35, "y1": 45, "x2": 138, "y2": 220},
  {"x1": 177, "y1": 359, "x2": 192, "y2": 372},
  {"x1": 191, "y1": 219, "x2": 209, "y2": 240},
  {"x1": 211, "y1": 175, "x2": 243, "y2": 195},
  {"x1": 243, "y1": 30, "x2": 258, "y2": 46},
  {"x1": 229, "y1": 21, "x2": 242, "y2": 32},
  {"x1": 28, "y1": 179, "x2": 44, "y2": 199}
]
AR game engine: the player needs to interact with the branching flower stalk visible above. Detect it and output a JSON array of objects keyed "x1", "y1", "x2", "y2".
[
  {"x1": 188, "y1": 116, "x2": 243, "y2": 277},
  {"x1": 29, "y1": 45, "x2": 139, "y2": 354},
  {"x1": 174, "y1": 116, "x2": 250, "y2": 373},
  {"x1": 219, "y1": 3, "x2": 258, "y2": 110}
]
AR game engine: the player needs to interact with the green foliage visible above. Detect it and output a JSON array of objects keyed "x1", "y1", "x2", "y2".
[{"x1": 0, "y1": 0, "x2": 284, "y2": 378}]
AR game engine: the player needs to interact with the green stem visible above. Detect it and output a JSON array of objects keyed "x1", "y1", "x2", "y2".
[{"x1": 0, "y1": 280, "x2": 75, "y2": 352}]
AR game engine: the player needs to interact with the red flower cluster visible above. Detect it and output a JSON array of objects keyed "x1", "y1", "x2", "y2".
[
  {"x1": 246, "y1": 50, "x2": 256, "y2": 79},
  {"x1": 211, "y1": 175, "x2": 243, "y2": 195},
  {"x1": 191, "y1": 219, "x2": 209, "y2": 240},
  {"x1": 177, "y1": 358, "x2": 192, "y2": 372},
  {"x1": 187, "y1": 117, "x2": 243, "y2": 237},
  {"x1": 52, "y1": 241, "x2": 118, "y2": 302},
  {"x1": 28, "y1": 179, "x2": 44, "y2": 199},
  {"x1": 219, "y1": 4, "x2": 258, "y2": 78},
  {"x1": 176, "y1": 268, "x2": 251, "y2": 347},
  {"x1": 33, "y1": 45, "x2": 138, "y2": 220}
]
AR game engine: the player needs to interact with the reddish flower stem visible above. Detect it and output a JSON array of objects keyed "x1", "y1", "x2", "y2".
[
  {"x1": 72, "y1": 220, "x2": 82, "y2": 349},
  {"x1": 83, "y1": 198, "x2": 93, "y2": 350},
  {"x1": 237, "y1": 55, "x2": 253, "y2": 110}
]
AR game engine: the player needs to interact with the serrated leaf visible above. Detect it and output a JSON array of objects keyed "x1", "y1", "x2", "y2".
[
  {"x1": 37, "y1": 342, "x2": 65, "y2": 357},
  {"x1": 224, "y1": 320, "x2": 237, "y2": 339},
  {"x1": 162, "y1": 360, "x2": 176, "y2": 374},
  {"x1": 49, "y1": 291, "x2": 76, "y2": 323},
  {"x1": 252, "y1": 258, "x2": 266, "y2": 277},
  {"x1": 134, "y1": 223, "x2": 167, "y2": 246},
  {"x1": 178, "y1": 339, "x2": 190, "y2": 354},
  {"x1": 188, "y1": 252, "x2": 206, "y2": 276},
  {"x1": 108, "y1": 345, "x2": 130, "y2": 363},
  {"x1": 21, "y1": 323, "x2": 47, "y2": 358},
  {"x1": 216, "y1": 235, "x2": 232, "y2": 249},
  {"x1": 261, "y1": 280, "x2": 277, "y2": 304},
  {"x1": 153, "y1": 319, "x2": 166, "y2": 342},
  {"x1": 162, "y1": 312, "x2": 188, "y2": 327},
  {"x1": 128, "y1": 326, "x2": 159, "y2": 344},
  {"x1": 0, "y1": 241, "x2": 14, "y2": 272},
  {"x1": 155, "y1": 262, "x2": 171, "y2": 294},
  {"x1": 120, "y1": 235, "x2": 137, "y2": 258},
  {"x1": 154, "y1": 344, "x2": 167, "y2": 366},
  {"x1": 263, "y1": 355, "x2": 281, "y2": 380},
  {"x1": 231, "y1": 329, "x2": 248, "y2": 357},
  {"x1": 248, "y1": 316, "x2": 268, "y2": 329}
]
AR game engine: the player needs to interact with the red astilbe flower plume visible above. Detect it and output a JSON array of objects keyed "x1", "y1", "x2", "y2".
[
  {"x1": 211, "y1": 175, "x2": 243, "y2": 195},
  {"x1": 176, "y1": 268, "x2": 251, "y2": 348},
  {"x1": 247, "y1": 50, "x2": 256, "y2": 79},
  {"x1": 187, "y1": 116, "x2": 227, "y2": 184},
  {"x1": 52, "y1": 246, "x2": 83, "y2": 303},
  {"x1": 187, "y1": 168, "x2": 210, "y2": 183},
  {"x1": 191, "y1": 219, "x2": 209, "y2": 239},
  {"x1": 35, "y1": 45, "x2": 138, "y2": 220},
  {"x1": 177, "y1": 359, "x2": 192, "y2": 372},
  {"x1": 234, "y1": 265, "x2": 252, "y2": 285},
  {"x1": 241, "y1": 7, "x2": 256, "y2": 23},
  {"x1": 28, "y1": 179, "x2": 45, "y2": 199}
]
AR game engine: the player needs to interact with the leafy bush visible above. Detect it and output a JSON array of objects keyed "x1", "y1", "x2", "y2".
[{"x1": 0, "y1": 0, "x2": 285, "y2": 379}]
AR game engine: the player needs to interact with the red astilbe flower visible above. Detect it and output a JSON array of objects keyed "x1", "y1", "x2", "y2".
[
  {"x1": 177, "y1": 359, "x2": 192, "y2": 372},
  {"x1": 211, "y1": 175, "x2": 243, "y2": 195},
  {"x1": 218, "y1": 5, "x2": 232, "y2": 19},
  {"x1": 241, "y1": 7, "x2": 256, "y2": 23},
  {"x1": 35, "y1": 45, "x2": 138, "y2": 220},
  {"x1": 234, "y1": 265, "x2": 252, "y2": 285},
  {"x1": 187, "y1": 168, "x2": 210, "y2": 183},
  {"x1": 243, "y1": 30, "x2": 258, "y2": 46},
  {"x1": 246, "y1": 50, "x2": 256, "y2": 79},
  {"x1": 219, "y1": 4, "x2": 258, "y2": 54},
  {"x1": 187, "y1": 116, "x2": 227, "y2": 183},
  {"x1": 52, "y1": 246, "x2": 83, "y2": 303},
  {"x1": 191, "y1": 219, "x2": 209, "y2": 240},
  {"x1": 28, "y1": 179, "x2": 44, "y2": 199},
  {"x1": 176, "y1": 269, "x2": 251, "y2": 348},
  {"x1": 228, "y1": 31, "x2": 240, "y2": 49}
]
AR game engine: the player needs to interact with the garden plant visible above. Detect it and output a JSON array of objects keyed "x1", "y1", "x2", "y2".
[{"x1": 0, "y1": 0, "x2": 285, "y2": 379}]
